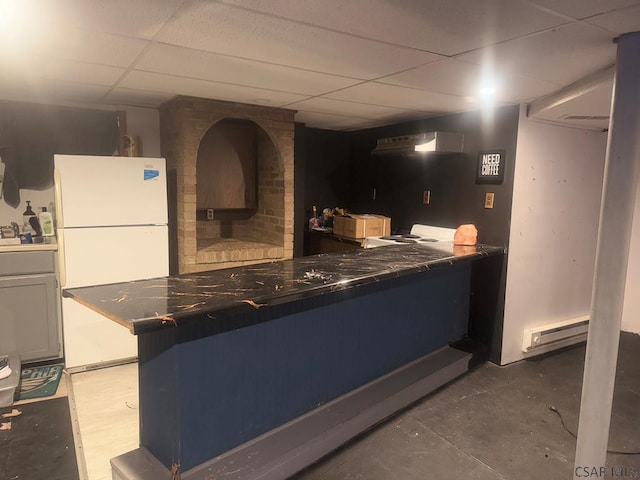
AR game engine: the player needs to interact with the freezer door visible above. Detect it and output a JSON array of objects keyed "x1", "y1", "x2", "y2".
[
  {"x1": 62, "y1": 296, "x2": 138, "y2": 371},
  {"x1": 61, "y1": 277, "x2": 170, "y2": 371},
  {"x1": 54, "y1": 154, "x2": 167, "y2": 228},
  {"x1": 58, "y1": 225, "x2": 168, "y2": 288},
  {"x1": 59, "y1": 225, "x2": 168, "y2": 370}
]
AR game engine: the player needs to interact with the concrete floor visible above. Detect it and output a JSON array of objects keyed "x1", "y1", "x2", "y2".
[{"x1": 295, "y1": 333, "x2": 640, "y2": 480}]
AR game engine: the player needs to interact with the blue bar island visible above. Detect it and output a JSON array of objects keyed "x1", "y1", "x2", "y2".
[{"x1": 63, "y1": 242, "x2": 503, "y2": 480}]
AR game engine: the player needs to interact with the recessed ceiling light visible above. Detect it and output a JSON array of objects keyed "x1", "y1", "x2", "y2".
[
  {"x1": 0, "y1": 0, "x2": 51, "y2": 53},
  {"x1": 0, "y1": 0, "x2": 20, "y2": 33},
  {"x1": 479, "y1": 86, "x2": 497, "y2": 97}
]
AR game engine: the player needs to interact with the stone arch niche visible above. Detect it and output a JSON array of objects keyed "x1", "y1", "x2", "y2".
[{"x1": 160, "y1": 97, "x2": 294, "y2": 274}]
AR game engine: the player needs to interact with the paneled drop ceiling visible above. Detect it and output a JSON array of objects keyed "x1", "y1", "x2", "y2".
[{"x1": 0, "y1": 0, "x2": 639, "y2": 131}]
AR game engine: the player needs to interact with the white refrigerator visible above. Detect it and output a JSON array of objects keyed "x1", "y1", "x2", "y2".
[{"x1": 54, "y1": 154, "x2": 169, "y2": 372}]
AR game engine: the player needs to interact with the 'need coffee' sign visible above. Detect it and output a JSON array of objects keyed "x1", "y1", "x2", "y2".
[{"x1": 476, "y1": 150, "x2": 505, "y2": 184}]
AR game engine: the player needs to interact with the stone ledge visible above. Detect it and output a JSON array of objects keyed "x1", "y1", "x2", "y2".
[{"x1": 196, "y1": 238, "x2": 284, "y2": 266}]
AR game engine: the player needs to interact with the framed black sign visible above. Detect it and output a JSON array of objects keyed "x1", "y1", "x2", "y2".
[{"x1": 476, "y1": 150, "x2": 505, "y2": 185}]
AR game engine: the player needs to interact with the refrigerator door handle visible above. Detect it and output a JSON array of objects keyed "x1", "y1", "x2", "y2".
[
  {"x1": 54, "y1": 168, "x2": 64, "y2": 228},
  {"x1": 58, "y1": 229, "x2": 67, "y2": 288}
]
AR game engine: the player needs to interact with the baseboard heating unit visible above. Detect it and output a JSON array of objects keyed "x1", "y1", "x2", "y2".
[{"x1": 522, "y1": 315, "x2": 589, "y2": 355}]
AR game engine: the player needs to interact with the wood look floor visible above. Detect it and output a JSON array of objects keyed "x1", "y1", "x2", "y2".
[{"x1": 69, "y1": 363, "x2": 139, "y2": 480}]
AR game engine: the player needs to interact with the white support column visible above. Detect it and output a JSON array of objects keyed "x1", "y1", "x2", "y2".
[{"x1": 574, "y1": 31, "x2": 640, "y2": 477}]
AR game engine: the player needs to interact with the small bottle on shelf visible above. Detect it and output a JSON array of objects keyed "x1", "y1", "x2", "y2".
[
  {"x1": 39, "y1": 207, "x2": 54, "y2": 236},
  {"x1": 22, "y1": 201, "x2": 36, "y2": 234},
  {"x1": 309, "y1": 205, "x2": 320, "y2": 230}
]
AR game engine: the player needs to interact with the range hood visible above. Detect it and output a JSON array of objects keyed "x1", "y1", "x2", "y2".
[{"x1": 371, "y1": 132, "x2": 464, "y2": 156}]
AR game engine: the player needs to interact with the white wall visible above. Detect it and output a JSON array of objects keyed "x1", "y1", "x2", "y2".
[
  {"x1": 622, "y1": 185, "x2": 640, "y2": 333},
  {"x1": 501, "y1": 104, "x2": 607, "y2": 365},
  {"x1": 0, "y1": 104, "x2": 160, "y2": 226}
]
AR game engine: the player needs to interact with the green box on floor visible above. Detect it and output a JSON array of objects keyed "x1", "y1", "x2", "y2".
[{"x1": 17, "y1": 364, "x2": 64, "y2": 401}]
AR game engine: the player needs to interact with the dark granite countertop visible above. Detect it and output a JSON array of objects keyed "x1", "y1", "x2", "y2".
[{"x1": 63, "y1": 242, "x2": 504, "y2": 335}]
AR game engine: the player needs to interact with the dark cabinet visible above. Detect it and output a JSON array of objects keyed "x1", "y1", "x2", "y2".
[{"x1": 304, "y1": 231, "x2": 362, "y2": 256}]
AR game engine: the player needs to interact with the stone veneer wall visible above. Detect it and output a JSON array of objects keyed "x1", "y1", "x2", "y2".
[
  {"x1": 249, "y1": 130, "x2": 283, "y2": 245},
  {"x1": 160, "y1": 96, "x2": 295, "y2": 274}
]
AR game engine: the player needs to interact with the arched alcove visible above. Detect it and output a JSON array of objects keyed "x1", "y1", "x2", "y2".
[
  {"x1": 197, "y1": 118, "x2": 258, "y2": 212},
  {"x1": 194, "y1": 117, "x2": 285, "y2": 262},
  {"x1": 160, "y1": 96, "x2": 294, "y2": 274}
]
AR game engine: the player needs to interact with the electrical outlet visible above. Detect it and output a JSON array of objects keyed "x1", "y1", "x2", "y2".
[
  {"x1": 484, "y1": 192, "x2": 495, "y2": 209},
  {"x1": 423, "y1": 190, "x2": 431, "y2": 205},
  {"x1": 207, "y1": 209, "x2": 214, "y2": 220}
]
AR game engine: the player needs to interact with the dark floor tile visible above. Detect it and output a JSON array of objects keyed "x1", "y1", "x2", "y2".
[
  {"x1": 606, "y1": 383, "x2": 640, "y2": 477},
  {"x1": 293, "y1": 428, "x2": 378, "y2": 480},
  {"x1": 298, "y1": 337, "x2": 638, "y2": 480},
  {"x1": 296, "y1": 415, "x2": 506, "y2": 480},
  {"x1": 412, "y1": 377, "x2": 578, "y2": 480},
  {"x1": 0, "y1": 397, "x2": 79, "y2": 480},
  {"x1": 608, "y1": 387, "x2": 640, "y2": 454},
  {"x1": 618, "y1": 331, "x2": 640, "y2": 355},
  {"x1": 417, "y1": 344, "x2": 585, "y2": 418},
  {"x1": 416, "y1": 363, "x2": 514, "y2": 410},
  {"x1": 615, "y1": 333, "x2": 640, "y2": 395}
]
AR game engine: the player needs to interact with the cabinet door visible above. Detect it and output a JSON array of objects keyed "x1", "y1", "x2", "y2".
[{"x1": 0, "y1": 273, "x2": 59, "y2": 362}]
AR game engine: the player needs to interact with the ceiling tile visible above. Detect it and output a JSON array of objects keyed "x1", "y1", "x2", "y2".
[
  {"x1": 0, "y1": 1, "x2": 632, "y2": 131},
  {"x1": 104, "y1": 88, "x2": 175, "y2": 107},
  {"x1": 137, "y1": 43, "x2": 361, "y2": 95},
  {"x1": 456, "y1": 22, "x2": 616, "y2": 86},
  {"x1": 119, "y1": 70, "x2": 310, "y2": 107},
  {"x1": 284, "y1": 97, "x2": 411, "y2": 119},
  {"x1": 527, "y1": 0, "x2": 640, "y2": 20},
  {"x1": 220, "y1": 0, "x2": 569, "y2": 55},
  {"x1": 50, "y1": 0, "x2": 184, "y2": 39},
  {"x1": 34, "y1": 58, "x2": 125, "y2": 86},
  {"x1": 377, "y1": 59, "x2": 559, "y2": 102},
  {"x1": 295, "y1": 110, "x2": 386, "y2": 131},
  {"x1": 325, "y1": 82, "x2": 473, "y2": 112},
  {"x1": 155, "y1": 1, "x2": 442, "y2": 79},
  {"x1": 43, "y1": 81, "x2": 112, "y2": 103},
  {"x1": 0, "y1": 53, "x2": 124, "y2": 87},
  {"x1": 585, "y1": 5, "x2": 640, "y2": 33},
  {"x1": 32, "y1": 28, "x2": 149, "y2": 68}
]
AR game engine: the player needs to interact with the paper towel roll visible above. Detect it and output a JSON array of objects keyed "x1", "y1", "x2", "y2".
[{"x1": 122, "y1": 135, "x2": 140, "y2": 157}]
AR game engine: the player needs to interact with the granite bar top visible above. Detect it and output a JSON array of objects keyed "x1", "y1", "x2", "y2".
[{"x1": 63, "y1": 242, "x2": 504, "y2": 335}]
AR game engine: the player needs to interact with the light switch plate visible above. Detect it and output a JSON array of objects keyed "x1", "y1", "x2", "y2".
[{"x1": 484, "y1": 192, "x2": 495, "y2": 209}]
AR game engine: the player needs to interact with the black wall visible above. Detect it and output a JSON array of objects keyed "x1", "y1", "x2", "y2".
[
  {"x1": 348, "y1": 105, "x2": 520, "y2": 246},
  {"x1": 348, "y1": 105, "x2": 520, "y2": 363},
  {"x1": 294, "y1": 124, "x2": 352, "y2": 257},
  {"x1": 0, "y1": 101, "x2": 120, "y2": 208},
  {"x1": 294, "y1": 105, "x2": 521, "y2": 363}
]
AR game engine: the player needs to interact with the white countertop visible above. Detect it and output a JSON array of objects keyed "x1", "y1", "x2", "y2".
[{"x1": 0, "y1": 238, "x2": 58, "y2": 253}]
